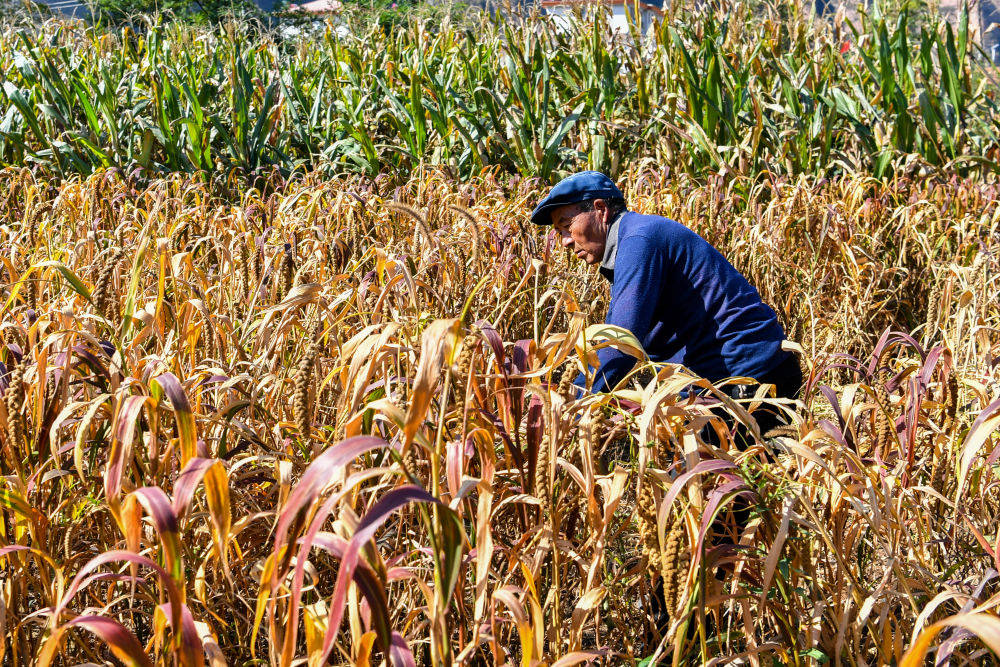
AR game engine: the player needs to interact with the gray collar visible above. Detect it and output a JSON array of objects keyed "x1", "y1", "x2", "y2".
[{"x1": 599, "y1": 210, "x2": 625, "y2": 280}]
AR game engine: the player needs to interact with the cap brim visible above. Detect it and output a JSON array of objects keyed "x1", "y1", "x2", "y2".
[
  {"x1": 530, "y1": 192, "x2": 585, "y2": 226},
  {"x1": 530, "y1": 203, "x2": 558, "y2": 226}
]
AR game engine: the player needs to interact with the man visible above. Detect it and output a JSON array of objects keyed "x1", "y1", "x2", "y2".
[
  {"x1": 532, "y1": 171, "x2": 801, "y2": 434},
  {"x1": 534, "y1": 170, "x2": 800, "y2": 641}
]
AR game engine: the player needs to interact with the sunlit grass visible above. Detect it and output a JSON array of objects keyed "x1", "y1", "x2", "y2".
[{"x1": 0, "y1": 165, "x2": 996, "y2": 663}]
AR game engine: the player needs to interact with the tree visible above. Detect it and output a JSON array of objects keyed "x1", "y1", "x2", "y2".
[{"x1": 95, "y1": 0, "x2": 259, "y2": 23}]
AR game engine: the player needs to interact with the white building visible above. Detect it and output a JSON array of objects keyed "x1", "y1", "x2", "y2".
[{"x1": 540, "y1": 0, "x2": 663, "y2": 34}]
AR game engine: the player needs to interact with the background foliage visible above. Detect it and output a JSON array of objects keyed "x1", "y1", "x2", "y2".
[
  {"x1": 2, "y1": 0, "x2": 1000, "y2": 664},
  {"x1": 92, "y1": 0, "x2": 260, "y2": 25},
  {"x1": 1, "y1": 0, "x2": 999, "y2": 181}
]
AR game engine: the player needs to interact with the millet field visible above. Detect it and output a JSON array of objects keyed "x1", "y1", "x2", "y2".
[{"x1": 1, "y1": 0, "x2": 999, "y2": 664}]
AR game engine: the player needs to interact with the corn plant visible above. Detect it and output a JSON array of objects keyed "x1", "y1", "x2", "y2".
[{"x1": 2, "y1": 0, "x2": 999, "y2": 180}]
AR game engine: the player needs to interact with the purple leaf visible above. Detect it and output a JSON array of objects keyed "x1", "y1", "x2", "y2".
[
  {"x1": 61, "y1": 615, "x2": 154, "y2": 667},
  {"x1": 157, "y1": 603, "x2": 205, "y2": 667},
  {"x1": 319, "y1": 486, "x2": 453, "y2": 664},
  {"x1": 661, "y1": 459, "x2": 735, "y2": 510},
  {"x1": 58, "y1": 551, "x2": 185, "y2": 653}
]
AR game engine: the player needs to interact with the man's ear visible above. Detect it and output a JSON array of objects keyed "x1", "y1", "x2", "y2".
[{"x1": 593, "y1": 198, "x2": 610, "y2": 221}]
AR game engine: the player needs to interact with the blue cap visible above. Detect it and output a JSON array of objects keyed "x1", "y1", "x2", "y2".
[{"x1": 530, "y1": 171, "x2": 625, "y2": 225}]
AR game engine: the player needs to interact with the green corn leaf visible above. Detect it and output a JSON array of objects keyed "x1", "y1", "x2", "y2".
[{"x1": 2, "y1": 82, "x2": 45, "y2": 145}]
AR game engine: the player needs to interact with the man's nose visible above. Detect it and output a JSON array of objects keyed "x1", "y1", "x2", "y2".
[{"x1": 560, "y1": 234, "x2": 574, "y2": 248}]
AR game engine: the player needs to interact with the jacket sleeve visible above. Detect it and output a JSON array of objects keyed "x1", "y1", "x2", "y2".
[{"x1": 582, "y1": 234, "x2": 666, "y2": 394}]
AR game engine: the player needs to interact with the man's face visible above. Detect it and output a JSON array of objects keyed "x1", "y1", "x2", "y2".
[{"x1": 550, "y1": 200, "x2": 612, "y2": 265}]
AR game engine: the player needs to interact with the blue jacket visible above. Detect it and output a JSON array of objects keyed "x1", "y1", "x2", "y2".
[{"x1": 585, "y1": 211, "x2": 790, "y2": 393}]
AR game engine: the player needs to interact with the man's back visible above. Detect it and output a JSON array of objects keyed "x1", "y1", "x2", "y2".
[{"x1": 593, "y1": 212, "x2": 789, "y2": 391}]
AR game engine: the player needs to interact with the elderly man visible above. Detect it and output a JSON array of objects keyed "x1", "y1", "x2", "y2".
[{"x1": 532, "y1": 171, "x2": 801, "y2": 434}]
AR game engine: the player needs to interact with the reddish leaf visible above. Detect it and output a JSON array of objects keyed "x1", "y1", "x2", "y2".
[
  {"x1": 151, "y1": 373, "x2": 198, "y2": 465},
  {"x1": 271, "y1": 436, "x2": 388, "y2": 589},
  {"x1": 157, "y1": 603, "x2": 205, "y2": 667},
  {"x1": 58, "y1": 551, "x2": 185, "y2": 653},
  {"x1": 661, "y1": 459, "x2": 734, "y2": 509},
  {"x1": 41, "y1": 615, "x2": 154, "y2": 667},
  {"x1": 105, "y1": 395, "x2": 148, "y2": 511},
  {"x1": 319, "y1": 485, "x2": 459, "y2": 665},
  {"x1": 130, "y1": 486, "x2": 184, "y2": 589},
  {"x1": 390, "y1": 631, "x2": 417, "y2": 667}
]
